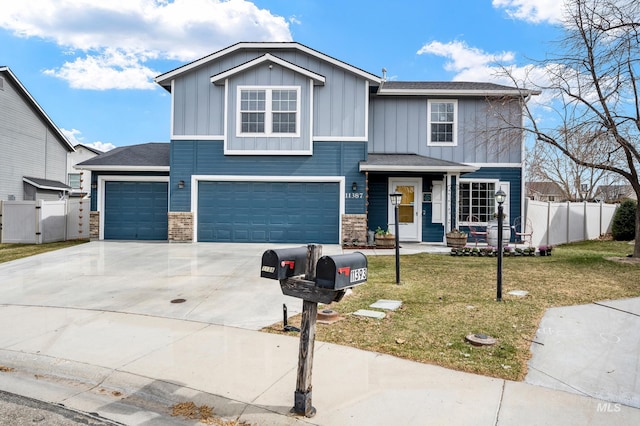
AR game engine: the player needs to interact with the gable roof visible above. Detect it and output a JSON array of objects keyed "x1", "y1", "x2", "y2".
[
  {"x1": 0, "y1": 66, "x2": 74, "y2": 152},
  {"x1": 360, "y1": 154, "x2": 478, "y2": 173},
  {"x1": 76, "y1": 142, "x2": 169, "y2": 171},
  {"x1": 74, "y1": 144, "x2": 104, "y2": 155},
  {"x1": 377, "y1": 81, "x2": 540, "y2": 97},
  {"x1": 526, "y1": 181, "x2": 564, "y2": 196},
  {"x1": 155, "y1": 42, "x2": 381, "y2": 90},
  {"x1": 211, "y1": 53, "x2": 326, "y2": 86}
]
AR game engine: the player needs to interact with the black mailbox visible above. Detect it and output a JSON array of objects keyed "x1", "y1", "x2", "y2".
[
  {"x1": 315, "y1": 252, "x2": 368, "y2": 290},
  {"x1": 261, "y1": 247, "x2": 308, "y2": 280}
]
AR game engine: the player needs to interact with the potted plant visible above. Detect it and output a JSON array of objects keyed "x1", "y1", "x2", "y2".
[
  {"x1": 446, "y1": 228, "x2": 468, "y2": 248},
  {"x1": 538, "y1": 245, "x2": 553, "y2": 256},
  {"x1": 374, "y1": 226, "x2": 395, "y2": 247}
]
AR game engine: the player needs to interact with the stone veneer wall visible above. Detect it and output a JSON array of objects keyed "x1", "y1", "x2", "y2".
[
  {"x1": 89, "y1": 212, "x2": 100, "y2": 239},
  {"x1": 168, "y1": 212, "x2": 194, "y2": 242},
  {"x1": 341, "y1": 214, "x2": 368, "y2": 245}
]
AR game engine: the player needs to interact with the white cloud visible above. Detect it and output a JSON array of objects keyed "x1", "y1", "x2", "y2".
[
  {"x1": 62, "y1": 128, "x2": 116, "y2": 151},
  {"x1": 417, "y1": 40, "x2": 555, "y2": 107},
  {"x1": 492, "y1": 0, "x2": 565, "y2": 24},
  {"x1": 0, "y1": 0, "x2": 292, "y2": 89}
]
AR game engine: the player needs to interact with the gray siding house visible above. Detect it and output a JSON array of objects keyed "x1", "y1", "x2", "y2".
[
  {"x1": 84, "y1": 42, "x2": 538, "y2": 244},
  {"x1": 0, "y1": 66, "x2": 74, "y2": 201}
]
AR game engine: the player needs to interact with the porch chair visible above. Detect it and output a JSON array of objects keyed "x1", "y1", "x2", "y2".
[
  {"x1": 512, "y1": 216, "x2": 533, "y2": 247},
  {"x1": 467, "y1": 215, "x2": 488, "y2": 247}
]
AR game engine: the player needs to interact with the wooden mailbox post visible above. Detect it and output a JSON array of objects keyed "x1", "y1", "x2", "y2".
[{"x1": 260, "y1": 244, "x2": 367, "y2": 417}]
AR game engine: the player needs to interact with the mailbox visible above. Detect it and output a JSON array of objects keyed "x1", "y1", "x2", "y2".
[
  {"x1": 315, "y1": 252, "x2": 368, "y2": 290},
  {"x1": 260, "y1": 247, "x2": 308, "y2": 280}
]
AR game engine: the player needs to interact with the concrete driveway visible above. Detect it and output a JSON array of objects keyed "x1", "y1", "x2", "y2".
[{"x1": 0, "y1": 241, "x2": 342, "y2": 330}]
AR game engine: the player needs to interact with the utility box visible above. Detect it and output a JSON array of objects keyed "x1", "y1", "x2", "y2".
[
  {"x1": 260, "y1": 247, "x2": 308, "y2": 280},
  {"x1": 315, "y1": 252, "x2": 368, "y2": 290}
]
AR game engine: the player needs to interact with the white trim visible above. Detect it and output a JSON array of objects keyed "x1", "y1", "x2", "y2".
[
  {"x1": 155, "y1": 42, "x2": 381, "y2": 87},
  {"x1": 308, "y1": 79, "x2": 314, "y2": 153},
  {"x1": 457, "y1": 178, "x2": 510, "y2": 226},
  {"x1": 235, "y1": 86, "x2": 301, "y2": 138},
  {"x1": 171, "y1": 135, "x2": 224, "y2": 140},
  {"x1": 223, "y1": 149, "x2": 312, "y2": 156},
  {"x1": 170, "y1": 80, "x2": 175, "y2": 139},
  {"x1": 466, "y1": 163, "x2": 522, "y2": 168},
  {"x1": 97, "y1": 175, "x2": 170, "y2": 240},
  {"x1": 191, "y1": 175, "x2": 345, "y2": 243},
  {"x1": 360, "y1": 164, "x2": 477, "y2": 173},
  {"x1": 78, "y1": 166, "x2": 170, "y2": 172},
  {"x1": 364, "y1": 80, "x2": 370, "y2": 141},
  {"x1": 377, "y1": 88, "x2": 538, "y2": 97},
  {"x1": 313, "y1": 136, "x2": 368, "y2": 142},
  {"x1": 223, "y1": 78, "x2": 229, "y2": 146},
  {"x1": 211, "y1": 53, "x2": 325, "y2": 85},
  {"x1": 388, "y1": 177, "x2": 422, "y2": 242},
  {"x1": 427, "y1": 99, "x2": 458, "y2": 147}
]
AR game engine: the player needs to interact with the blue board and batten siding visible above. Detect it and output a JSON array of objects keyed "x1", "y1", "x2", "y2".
[{"x1": 172, "y1": 140, "x2": 367, "y2": 243}]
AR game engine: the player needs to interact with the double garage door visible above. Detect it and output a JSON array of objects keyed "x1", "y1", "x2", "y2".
[
  {"x1": 198, "y1": 181, "x2": 340, "y2": 244},
  {"x1": 104, "y1": 181, "x2": 168, "y2": 240}
]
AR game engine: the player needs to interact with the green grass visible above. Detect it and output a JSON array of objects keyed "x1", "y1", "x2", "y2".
[
  {"x1": 0, "y1": 240, "x2": 88, "y2": 264},
  {"x1": 263, "y1": 240, "x2": 640, "y2": 381}
]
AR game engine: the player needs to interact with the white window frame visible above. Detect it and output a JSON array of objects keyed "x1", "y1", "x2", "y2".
[
  {"x1": 236, "y1": 86, "x2": 301, "y2": 138},
  {"x1": 458, "y1": 179, "x2": 510, "y2": 225},
  {"x1": 427, "y1": 99, "x2": 458, "y2": 146}
]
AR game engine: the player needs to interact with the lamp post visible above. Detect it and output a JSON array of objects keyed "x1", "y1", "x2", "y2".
[
  {"x1": 389, "y1": 192, "x2": 402, "y2": 284},
  {"x1": 495, "y1": 189, "x2": 506, "y2": 301}
]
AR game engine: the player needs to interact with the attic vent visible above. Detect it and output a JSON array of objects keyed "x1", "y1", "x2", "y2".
[{"x1": 0, "y1": 77, "x2": 4, "y2": 90}]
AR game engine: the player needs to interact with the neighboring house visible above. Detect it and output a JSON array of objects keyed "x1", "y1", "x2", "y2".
[
  {"x1": 526, "y1": 181, "x2": 566, "y2": 202},
  {"x1": 83, "y1": 42, "x2": 538, "y2": 243},
  {"x1": 594, "y1": 184, "x2": 637, "y2": 203},
  {"x1": 0, "y1": 66, "x2": 74, "y2": 201},
  {"x1": 77, "y1": 143, "x2": 169, "y2": 240},
  {"x1": 67, "y1": 144, "x2": 103, "y2": 197}
]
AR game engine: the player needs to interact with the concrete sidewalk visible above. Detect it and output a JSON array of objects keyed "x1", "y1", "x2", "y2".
[{"x1": 0, "y1": 242, "x2": 638, "y2": 425}]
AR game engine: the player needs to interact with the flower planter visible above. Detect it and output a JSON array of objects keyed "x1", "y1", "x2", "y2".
[
  {"x1": 374, "y1": 234, "x2": 396, "y2": 248},
  {"x1": 446, "y1": 234, "x2": 468, "y2": 248}
]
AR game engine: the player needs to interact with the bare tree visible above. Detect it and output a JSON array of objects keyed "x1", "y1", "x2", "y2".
[
  {"x1": 527, "y1": 131, "x2": 611, "y2": 201},
  {"x1": 502, "y1": 0, "x2": 640, "y2": 257}
]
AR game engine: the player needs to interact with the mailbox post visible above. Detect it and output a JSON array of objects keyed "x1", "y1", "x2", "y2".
[{"x1": 260, "y1": 244, "x2": 367, "y2": 417}]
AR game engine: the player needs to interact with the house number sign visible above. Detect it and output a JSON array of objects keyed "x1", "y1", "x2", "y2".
[{"x1": 345, "y1": 192, "x2": 364, "y2": 199}]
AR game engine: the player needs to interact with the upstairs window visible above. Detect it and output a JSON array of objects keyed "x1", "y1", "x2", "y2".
[
  {"x1": 428, "y1": 100, "x2": 457, "y2": 146},
  {"x1": 238, "y1": 86, "x2": 300, "y2": 137}
]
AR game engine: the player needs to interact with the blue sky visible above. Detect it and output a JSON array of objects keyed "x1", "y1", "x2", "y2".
[{"x1": 0, "y1": 0, "x2": 564, "y2": 151}]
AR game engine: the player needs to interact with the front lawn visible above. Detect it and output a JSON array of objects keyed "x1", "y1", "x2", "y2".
[
  {"x1": 0, "y1": 240, "x2": 88, "y2": 264},
  {"x1": 263, "y1": 240, "x2": 640, "y2": 381}
]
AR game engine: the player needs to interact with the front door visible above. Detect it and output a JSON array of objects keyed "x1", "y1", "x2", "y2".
[{"x1": 389, "y1": 178, "x2": 422, "y2": 241}]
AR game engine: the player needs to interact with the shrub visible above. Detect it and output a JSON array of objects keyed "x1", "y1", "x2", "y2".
[{"x1": 611, "y1": 199, "x2": 637, "y2": 241}]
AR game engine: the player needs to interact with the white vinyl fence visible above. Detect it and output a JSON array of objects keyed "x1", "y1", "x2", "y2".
[
  {"x1": 526, "y1": 198, "x2": 618, "y2": 248},
  {"x1": 0, "y1": 199, "x2": 90, "y2": 244}
]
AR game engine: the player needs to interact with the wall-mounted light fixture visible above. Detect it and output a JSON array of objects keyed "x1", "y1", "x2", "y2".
[
  {"x1": 178, "y1": 180, "x2": 185, "y2": 189},
  {"x1": 352, "y1": 181, "x2": 358, "y2": 192},
  {"x1": 91, "y1": 183, "x2": 97, "y2": 190}
]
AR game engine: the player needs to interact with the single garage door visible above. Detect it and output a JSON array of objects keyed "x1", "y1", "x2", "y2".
[
  {"x1": 104, "y1": 181, "x2": 168, "y2": 240},
  {"x1": 198, "y1": 181, "x2": 340, "y2": 243}
]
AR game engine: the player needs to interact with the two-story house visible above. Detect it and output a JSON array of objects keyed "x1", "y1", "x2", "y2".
[
  {"x1": 67, "y1": 144, "x2": 103, "y2": 198},
  {"x1": 0, "y1": 66, "x2": 74, "y2": 201},
  {"x1": 85, "y1": 42, "x2": 537, "y2": 244}
]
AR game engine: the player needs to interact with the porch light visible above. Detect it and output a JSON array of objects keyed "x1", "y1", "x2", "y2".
[
  {"x1": 389, "y1": 192, "x2": 402, "y2": 207},
  {"x1": 178, "y1": 180, "x2": 185, "y2": 189},
  {"x1": 352, "y1": 181, "x2": 358, "y2": 191}
]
